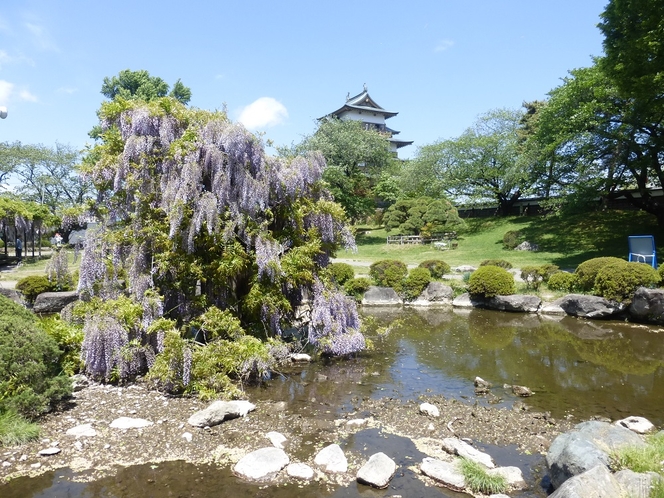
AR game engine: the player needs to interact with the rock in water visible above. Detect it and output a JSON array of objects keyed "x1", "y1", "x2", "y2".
[
  {"x1": 233, "y1": 447, "x2": 289, "y2": 481},
  {"x1": 109, "y1": 417, "x2": 153, "y2": 429},
  {"x1": 420, "y1": 457, "x2": 465, "y2": 490},
  {"x1": 188, "y1": 400, "x2": 256, "y2": 428},
  {"x1": 615, "y1": 416, "x2": 655, "y2": 434},
  {"x1": 441, "y1": 438, "x2": 495, "y2": 468},
  {"x1": 356, "y1": 452, "x2": 397, "y2": 489},
  {"x1": 419, "y1": 402, "x2": 440, "y2": 417},
  {"x1": 314, "y1": 444, "x2": 348, "y2": 473}
]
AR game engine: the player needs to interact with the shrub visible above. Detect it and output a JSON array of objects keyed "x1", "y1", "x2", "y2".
[
  {"x1": 468, "y1": 266, "x2": 516, "y2": 298},
  {"x1": 418, "y1": 259, "x2": 451, "y2": 279},
  {"x1": 15, "y1": 275, "x2": 55, "y2": 304},
  {"x1": 39, "y1": 316, "x2": 84, "y2": 376},
  {"x1": 343, "y1": 277, "x2": 372, "y2": 300},
  {"x1": 539, "y1": 264, "x2": 560, "y2": 283},
  {"x1": 329, "y1": 262, "x2": 355, "y2": 286},
  {"x1": 480, "y1": 259, "x2": 513, "y2": 270},
  {"x1": 369, "y1": 260, "x2": 408, "y2": 289},
  {"x1": 594, "y1": 260, "x2": 660, "y2": 302},
  {"x1": 402, "y1": 267, "x2": 432, "y2": 301},
  {"x1": 520, "y1": 265, "x2": 545, "y2": 290},
  {"x1": 0, "y1": 307, "x2": 72, "y2": 419},
  {"x1": 547, "y1": 272, "x2": 577, "y2": 292},
  {"x1": 45, "y1": 249, "x2": 74, "y2": 291},
  {"x1": 575, "y1": 257, "x2": 626, "y2": 292},
  {"x1": 502, "y1": 230, "x2": 523, "y2": 250}
]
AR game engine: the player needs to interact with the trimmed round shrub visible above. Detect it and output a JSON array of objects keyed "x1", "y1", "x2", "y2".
[
  {"x1": 0, "y1": 297, "x2": 71, "y2": 419},
  {"x1": 468, "y1": 266, "x2": 516, "y2": 298},
  {"x1": 547, "y1": 272, "x2": 577, "y2": 292},
  {"x1": 16, "y1": 275, "x2": 55, "y2": 304},
  {"x1": 402, "y1": 268, "x2": 432, "y2": 301},
  {"x1": 369, "y1": 259, "x2": 408, "y2": 289},
  {"x1": 539, "y1": 264, "x2": 560, "y2": 283},
  {"x1": 418, "y1": 259, "x2": 451, "y2": 279},
  {"x1": 594, "y1": 260, "x2": 660, "y2": 302},
  {"x1": 575, "y1": 257, "x2": 626, "y2": 292},
  {"x1": 480, "y1": 259, "x2": 513, "y2": 270},
  {"x1": 343, "y1": 277, "x2": 372, "y2": 300},
  {"x1": 503, "y1": 230, "x2": 523, "y2": 250},
  {"x1": 329, "y1": 262, "x2": 355, "y2": 286},
  {"x1": 520, "y1": 266, "x2": 545, "y2": 290}
]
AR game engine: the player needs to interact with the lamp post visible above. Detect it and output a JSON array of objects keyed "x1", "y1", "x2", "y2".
[{"x1": 0, "y1": 106, "x2": 7, "y2": 119}]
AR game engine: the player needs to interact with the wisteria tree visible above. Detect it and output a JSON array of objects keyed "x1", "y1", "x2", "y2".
[{"x1": 78, "y1": 97, "x2": 364, "y2": 383}]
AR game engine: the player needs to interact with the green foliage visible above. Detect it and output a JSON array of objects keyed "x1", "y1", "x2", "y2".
[
  {"x1": 15, "y1": 275, "x2": 54, "y2": 303},
  {"x1": 45, "y1": 249, "x2": 74, "y2": 291},
  {"x1": 479, "y1": 259, "x2": 513, "y2": 270},
  {"x1": 610, "y1": 431, "x2": 664, "y2": 475},
  {"x1": 101, "y1": 69, "x2": 191, "y2": 104},
  {"x1": 0, "y1": 292, "x2": 38, "y2": 323},
  {"x1": 418, "y1": 259, "x2": 451, "y2": 279},
  {"x1": 459, "y1": 458, "x2": 507, "y2": 494},
  {"x1": 38, "y1": 316, "x2": 84, "y2": 376},
  {"x1": 147, "y1": 329, "x2": 192, "y2": 394},
  {"x1": 329, "y1": 262, "x2": 355, "y2": 286},
  {"x1": 0, "y1": 298, "x2": 71, "y2": 419},
  {"x1": 547, "y1": 272, "x2": 577, "y2": 292},
  {"x1": 467, "y1": 265, "x2": 516, "y2": 298},
  {"x1": 402, "y1": 268, "x2": 431, "y2": 301},
  {"x1": 594, "y1": 260, "x2": 660, "y2": 302},
  {"x1": 503, "y1": 230, "x2": 523, "y2": 249},
  {"x1": 520, "y1": 265, "x2": 545, "y2": 290},
  {"x1": 539, "y1": 263, "x2": 560, "y2": 283},
  {"x1": 0, "y1": 410, "x2": 40, "y2": 446},
  {"x1": 575, "y1": 257, "x2": 627, "y2": 292},
  {"x1": 369, "y1": 259, "x2": 408, "y2": 289},
  {"x1": 343, "y1": 277, "x2": 372, "y2": 300},
  {"x1": 198, "y1": 306, "x2": 245, "y2": 342},
  {"x1": 383, "y1": 197, "x2": 464, "y2": 235}
]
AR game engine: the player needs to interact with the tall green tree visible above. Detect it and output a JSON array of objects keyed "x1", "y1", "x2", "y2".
[
  {"x1": 100, "y1": 69, "x2": 192, "y2": 104},
  {"x1": 299, "y1": 119, "x2": 395, "y2": 222}
]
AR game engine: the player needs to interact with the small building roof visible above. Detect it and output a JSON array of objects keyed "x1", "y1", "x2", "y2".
[{"x1": 320, "y1": 88, "x2": 399, "y2": 120}]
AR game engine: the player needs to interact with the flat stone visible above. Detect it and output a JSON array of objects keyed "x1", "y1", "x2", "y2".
[
  {"x1": 32, "y1": 291, "x2": 79, "y2": 313},
  {"x1": 286, "y1": 462, "x2": 314, "y2": 480},
  {"x1": 356, "y1": 452, "x2": 397, "y2": 489},
  {"x1": 109, "y1": 417, "x2": 153, "y2": 429},
  {"x1": 38, "y1": 447, "x2": 61, "y2": 456},
  {"x1": 420, "y1": 457, "x2": 465, "y2": 490},
  {"x1": 361, "y1": 286, "x2": 403, "y2": 306},
  {"x1": 556, "y1": 294, "x2": 624, "y2": 319},
  {"x1": 441, "y1": 438, "x2": 495, "y2": 468},
  {"x1": 182, "y1": 432, "x2": 192, "y2": 442},
  {"x1": 266, "y1": 431, "x2": 287, "y2": 449},
  {"x1": 188, "y1": 400, "x2": 255, "y2": 428},
  {"x1": 419, "y1": 403, "x2": 440, "y2": 418},
  {"x1": 615, "y1": 416, "x2": 655, "y2": 434},
  {"x1": 290, "y1": 353, "x2": 311, "y2": 362},
  {"x1": 233, "y1": 447, "x2": 289, "y2": 481},
  {"x1": 487, "y1": 466, "x2": 526, "y2": 490},
  {"x1": 615, "y1": 469, "x2": 662, "y2": 498},
  {"x1": 452, "y1": 293, "x2": 474, "y2": 308},
  {"x1": 66, "y1": 423, "x2": 97, "y2": 438},
  {"x1": 346, "y1": 418, "x2": 368, "y2": 427},
  {"x1": 314, "y1": 443, "x2": 348, "y2": 473}
]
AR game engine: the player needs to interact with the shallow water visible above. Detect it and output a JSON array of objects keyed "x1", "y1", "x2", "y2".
[{"x1": 5, "y1": 306, "x2": 664, "y2": 497}]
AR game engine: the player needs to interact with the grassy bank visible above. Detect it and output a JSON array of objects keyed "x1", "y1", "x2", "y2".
[{"x1": 337, "y1": 210, "x2": 664, "y2": 272}]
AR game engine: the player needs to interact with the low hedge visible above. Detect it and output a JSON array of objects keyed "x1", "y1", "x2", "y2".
[
  {"x1": 593, "y1": 260, "x2": 660, "y2": 302},
  {"x1": 547, "y1": 272, "x2": 577, "y2": 292},
  {"x1": 575, "y1": 257, "x2": 625, "y2": 292},
  {"x1": 329, "y1": 263, "x2": 354, "y2": 286},
  {"x1": 468, "y1": 266, "x2": 516, "y2": 298},
  {"x1": 16, "y1": 275, "x2": 55, "y2": 304},
  {"x1": 480, "y1": 259, "x2": 513, "y2": 270},
  {"x1": 402, "y1": 268, "x2": 432, "y2": 301},
  {"x1": 418, "y1": 259, "x2": 450, "y2": 279},
  {"x1": 369, "y1": 259, "x2": 408, "y2": 289}
]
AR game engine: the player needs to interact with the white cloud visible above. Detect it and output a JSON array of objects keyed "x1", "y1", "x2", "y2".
[
  {"x1": 434, "y1": 39, "x2": 455, "y2": 52},
  {"x1": 0, "y1": 80, "x2": 13, "y2": 103},
  {"x1": 19, "y1": 89, "x2": 37, "y2": 102},
  {"x1": 238, "y1": 97, "x2": 288, "y2": 130},
  {"x1": 25, "y1": 22, "x2": 58, "y2": 51},
  {"x1": 57, "y1": 86, "x2": 78, "y2": 95}
]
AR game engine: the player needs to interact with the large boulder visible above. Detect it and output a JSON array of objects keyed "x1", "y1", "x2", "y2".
[
  {"x1": 0, "y1": 288, "x2": 21, "y2": 304},
  {"x1": 362, "y1": 286, "x2": 403, "y2": 306},
  {"x1": 356, "y1": 452, "x2": 397, "y2": 489},
  {"x1": 548, "y1": 464, "x2": 623, "y2": 498},
  {"x1": 485, "y1": 294, "x2": 541, "y2": 313},
  {"x1": 233, "y1": 447, "x2": 289, "y2": 481},
  {"x1": 314, "y1": 443, "x2": 348, "y2": 473},
  {"x1": 546, "y1": 421, "x2": 646, "y2": 489},
  {"x1": 555, "y1": 294, "x2": 625, "y2": 319},
  {"x1": 187, "y1": 400, "x2": 255, "y2": 428},
  {"x1": 32, "y1": 291, "x2": 79, "y2": 313},
  {"x1": 411, "y1": 282, "x2": 453, "y2": 306},
  {"x1": 628, "y1": 287, "x2": 664, "y2": 324}
]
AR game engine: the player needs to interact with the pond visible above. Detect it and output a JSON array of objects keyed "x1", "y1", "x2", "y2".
[{"x1": 5, "y1": 306, "x2": 664, "y2": 497}]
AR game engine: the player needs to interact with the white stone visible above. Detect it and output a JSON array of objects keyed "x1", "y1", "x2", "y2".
[
  {"x1": 346, "y1": 418, "x2": 368, "y2": 427},
  {"x1": 74, "y1": 441, "x2": 83, "y2": 451},
  {"x1": 233, "y1": 447, "x2": 289, "y2": 481},
  {"x1": 356, "y1": 452, "x2": 397, "y2": 489},
  {"x1": 286, "y1": 462, "x2": 314, "y2": 480},
  {"x1": 487, "y1": 466, "x2": 526, "y2": 489},
  {"x1": 182, "y1": 432, "x2": 193, "y2": 442},
  {"x1": 66, "y1": 423, "x2": 97, "y2": 438},
  {"x1": 38, "y1": 447, "x2": 61, "y2": 456},
  {"x1": 314, "y1": 444, "x2": 348, "y2": 473},
  {"x1": 441, "y1": 438, "x2": 495, "y2": 468},
  {"x1": 188, "y1": 400, "x2": 255, "y2": 428},
  {"x1": 290, "y1": 353, "x2": 311, "y2": 362},
  {"x1": 266, "y1": 431, "x2": 287, "y2": 449},
  {"x1": 109, "y1": 417, "x2": 153, "y2": 429},
  {"x1": 420, "y1": 457, "x2": 465, "y2": 489},
  {"x1": 615, "y1": 416, "x2": 656, "y2": 434},
  {"x1": 2, "y1": 461, "x2": 10, "y2": 467},
  {"x1": 419, "y1": 403, "x2": 440, "y2": 418},
  {"x1": 30, "y1": 463, "x2": 41, "y2": 469}
]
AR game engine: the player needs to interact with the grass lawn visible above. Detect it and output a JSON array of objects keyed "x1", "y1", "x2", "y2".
[
  {"x1": 0, "y1": 248, "x2": 80, "y2": 284},
  {"x1": 337, "y1": 210, "x2": 664, "y2": 272}
]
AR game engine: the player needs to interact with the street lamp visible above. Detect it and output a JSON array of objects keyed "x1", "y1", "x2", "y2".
[{"x1": 0, "y1": 106, "x2": 7, "y2": 119}]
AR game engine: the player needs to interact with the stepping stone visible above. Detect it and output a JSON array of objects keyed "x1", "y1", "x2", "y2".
[
  {"x1": 356, "y1": 452, "x2": 397, "y2": 489},
  {"x1": 314, "y1": 443, "x2": 348, "y2": 473},
  {"x1": 66, "y1": 423, "x2": 97, "y2": 438},
  {"x1": 420, "y1": 457, "x2": 465, "y2": 490},
  {"x1": 441, "y1": 438, "x2": 495, "y2": 468},
  {"x1": 109, "y1": 417, "x2": 153, "y2": 429},
  {"x1": 286, "y1": 462, "x2": 314, "y2": 480},
  {"x1": 233, "y1": 447, "x2": 289, "y2": 481}
]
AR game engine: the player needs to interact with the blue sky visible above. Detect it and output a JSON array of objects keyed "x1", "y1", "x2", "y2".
[{"x1": 1, "y1": 0, "x2": 608, "y2": 159}]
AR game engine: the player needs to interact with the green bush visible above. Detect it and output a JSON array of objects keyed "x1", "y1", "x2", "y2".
[
  {"x1": 369, "y1": 259, "x2": 408, "y2": 289},
  {"x1": 329, "y1": 262, "x2": 355, "y2": 285},
  {"x1": 575, "y1": 257, "x2": 626, "y2": 291},
  {"x1": 343, "y1": 277, "x2": 372, "y2": 300},
  {"x1": 39, "y1": 316, "x2": 84, "y2": 376},
  {"x1": 0, "y1": 299, "x2": 71, "y2": 419},
  {"x1": 502, "y1": 230, "x2": 523, "y2": 250},
  {"x1": 418, "y1": 259, "x2": 451, "y2": 279},
  {"x1": 15, "y1": 275, "x2": 55, "y2": 304},
  {"x1": 468, "y1": 266, "x2": 516, "y2": 298},
  {"x1": 520, "y1": 266, "x2": 545, "y2": 290},
  {"x1": 402, "y1": 268, "x2": 432, "y2": 301},
  {"x1": 547, "y1": 272, "x2": 577, "y2": 292},
  {"x1": 539, "y1": 264, "x2": 560, "y2": 283},
  {"x1": 480, "y1": 259, "x2": 513, "y2": 270},
  {"x1": 0, "y1": 410, "x2": 40, "y2": 446},
  {"x1": 594, "y1": 260, "x2": 660, "y2": 302}
]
